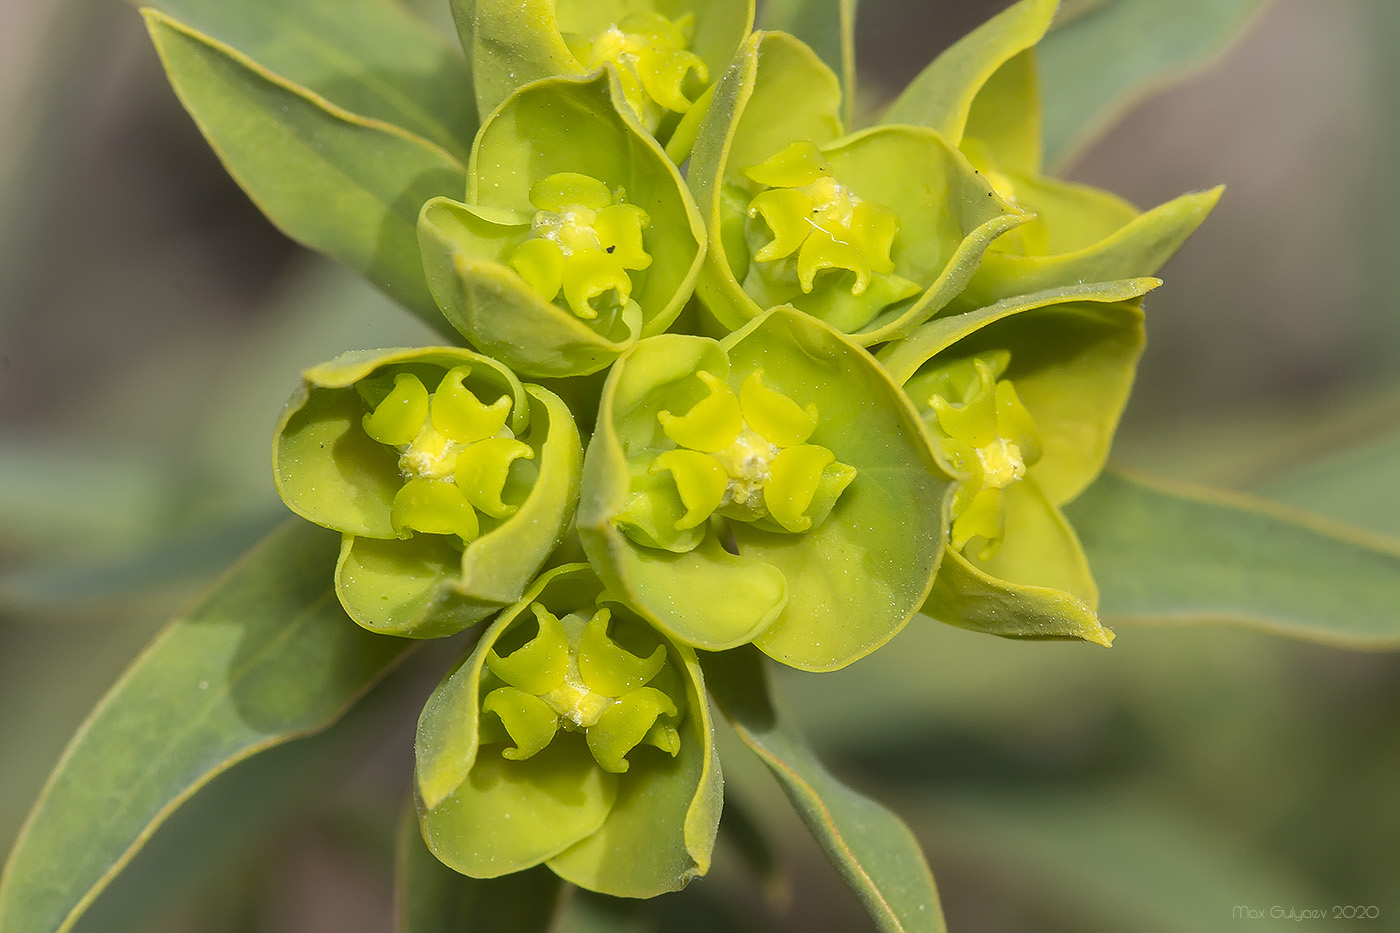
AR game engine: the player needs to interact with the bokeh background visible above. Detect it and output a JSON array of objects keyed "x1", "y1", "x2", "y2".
[{"x1": 2, "y1": 1, "x2": 1398, "y2": 930}]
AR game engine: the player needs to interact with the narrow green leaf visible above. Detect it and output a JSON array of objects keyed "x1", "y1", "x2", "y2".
[
  {"x1": 0, "y1": 510, "x2": 280, "y2": 615},
  {"x1": 1254, "y1": 425, "x2": 1400, "y2": 540},
  {"x1": 759, "y1": 0, "x2": 859, "y2": 127},
  {"x1": 394, "y1": 805, "x2": 562, "y2": 933},
  {"x1": 1066, "y1": 471, "x2": 1400, "y2": 646},
  {"x1": 143, "y1": 10, "x2": 467, "y2": 326},
  {"x1": 0, "y1": 521, "x2": 411, "y2": 933},
  {"x1": 702, "y1": 647, "x2": 945, "y2": 933},
  {"x1": 71, "y1": 656, "x2": 423, "y2": 933},
  {"x1": 0, "y1": 440, "x2": 170, "y2": 553},
  {"x1": 133, "y1": 0, "x2": 477, "y2": 161},
  {"x1": 1039, "y1": 0, "x2": 1271, "y2": 169}
]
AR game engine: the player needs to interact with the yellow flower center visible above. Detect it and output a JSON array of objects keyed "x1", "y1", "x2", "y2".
[
  {"x1": 506, "y1": 172, "x2": 652, "y2": 321},
  {"x1": 613, "y1": 369, "x2": 857, "y2": 551},
  {"x1": 738, "y1": 140, "x2": 922, "y2": 331},
  {"x1": 565, "y1": 12, "x2": 709, "y2": 130},
  {"x1": 360, "y1": 365, "x2": 534, "y2": 542},
  {"x1": 907, "y1": 350, "x2": 1042, "y2": 560},
  {"x1": 480, "y1": 604, "x2": 684, "y2": 773}
]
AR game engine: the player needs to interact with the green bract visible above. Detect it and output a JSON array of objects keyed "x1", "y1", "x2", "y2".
[
  {"x1": 880, "y1": 278, "x2": 1158, "y2": 646},
  {"x1": 273, "y1": 347, "x2": 582, "y2": 637},
  {"x1": 418, "y1": 72, "x2": 706, "y2": 378},
  {"x1": 579, "y1": 307, "x2": 946, "y2": 671},
  {"x1": 688, "y1": 30, "x2": 1027, "y2": 343},
  {"x1": 881, "y1": 0, "x2": 1221, "y2": 312},
  {"x1": 454, "y1": 0, "x2": 754, "y2": 153},
  {"x1": 414, "y1": 564, "x2": 721, "y2": 897}
]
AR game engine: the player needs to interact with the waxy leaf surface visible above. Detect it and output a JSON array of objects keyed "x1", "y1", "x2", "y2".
[
  {"x1": 145, "y1": 11, "x2": 467, "y2": 326},
  {"x1": 1068, "y1": 471, "x2": 1400, "y2": 646},
  {"x1": 759, "y1": 0, "x2": 859, "y2": 127},
  {"x1": 0, "y1": 521, "x2": 409, "y2": 933},
  {"x1": 1038, "y1": 0, "x2": 1271, "y2": 168},
  {"x1": 136, "y1": 0, "x2": 477, "y2": 159},
  {"x1": 704, "y1": 647, "x2": 946, "y2": 933},
  {"x1": 395, "y1": 807, "x2": 563, "y2": 933}
]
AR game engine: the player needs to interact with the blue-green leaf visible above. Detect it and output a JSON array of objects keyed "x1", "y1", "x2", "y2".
[
  {"x1": 1066, "y1": 471, "x2": 1400, "y2": 646},
  {"x1": 702, "y1": 647, "x2": 945, "y2": 933},
  {"x1": 1254, "y1": 424, "x2": 1400, "y2": 540},
  {"x1": 133, "y1": 0, "x2": 477, "y2": 160},
  {"x1": 0, "y1": 521, "x2": 411, "y2": 933},
  {"x1": 1039, "y1": 0, "x2": 1271, "y2": 168},
  {"x1": 144, "y1": 10, "x2": 467, "y2": 326}
]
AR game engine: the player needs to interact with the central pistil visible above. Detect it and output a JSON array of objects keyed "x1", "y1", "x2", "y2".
[
  {"x1": 712, "y1": 427, "x2": 778, "y2": 515},
  {"x1": 397, "y1": 421, "x2": 465, "y2": 482},
  {"x1": 976, "y1": 437, "x2": 1026, "y2": 490},
  {"x1": 541, "y1": 654, "x2": 613, "y2": 730}
]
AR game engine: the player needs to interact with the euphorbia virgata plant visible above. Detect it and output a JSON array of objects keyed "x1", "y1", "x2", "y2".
[{"x1": 4, "y1": 1, "x2": 1400, "y2": 931}]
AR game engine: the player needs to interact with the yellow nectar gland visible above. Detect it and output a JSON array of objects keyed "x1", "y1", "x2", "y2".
[
  {"x1": 507, "y1": 172, "x2": 652, "y2": 321},
  {"x1": 564, "y1": 12, "x2": 709, "y2": 130},
  {"x1": 360, "y1": 366, "x2": 533, "y2": 542},
  {"x1": 480, "y1": 604, "x2": 684, "y2": 774},
  {"x1": 914, "y1": 351, "x2": 1042, "y2": 559},
  {"x1": 638, "y1": 369, "x2": 856, "y2": 540}
]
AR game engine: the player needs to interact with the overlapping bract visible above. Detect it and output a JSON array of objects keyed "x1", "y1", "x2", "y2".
[
  {"x1": 262, "y1": 0, "x2": 1217, "y2": 897},
  {"x1": 415, "y1": 565, "x2": 721, "y2": 896},
  {"x1": 578, "y1": 308, "x2": 944, "y2": 670},
  {"x1": 273, "y1": 347, "x2": 581, "y2": 638}
]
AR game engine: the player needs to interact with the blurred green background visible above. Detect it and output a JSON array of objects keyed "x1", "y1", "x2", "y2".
[{"x1": 2, "y1": 1, "x2": 1398, "y2": 930}]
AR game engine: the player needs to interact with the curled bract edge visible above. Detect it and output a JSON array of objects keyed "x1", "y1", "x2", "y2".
[
  {"x1": 273, "y1": 347, "x2": 582, "y2": 637},
  {"x1": 414, "y1": 564, "x2": 722, "y2": 897},
  {"x1": 419, "y1": 71, "x2": 707, "y2": 379},
  {"x1": 579, "y1": 306, "x2": 948, "y2": 671},
  {"x1": 879, "y1": 0, "x2": 1222, "y2": 313},
  {"x1": 880, "y1": 278, "x2": 1160, "y2": 645},
  {"x1": 688, "y1": 30, "x2": 1028, "y2": 344}
]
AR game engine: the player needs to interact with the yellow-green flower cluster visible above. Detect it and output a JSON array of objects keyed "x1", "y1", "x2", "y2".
[{"x1": 261, "y1": 0, "x2": 1215, "y2": 900}]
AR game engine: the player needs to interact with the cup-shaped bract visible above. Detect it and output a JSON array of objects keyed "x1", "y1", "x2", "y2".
[
  {"x1": 454, "y1": 0, "x2": 754, "y2": 152},
  {"x1": 688, "y1": 31, "x2": 1027, "y2": 344},
  {"x1": 419, "y1": 72, "x2": 706, "y2": 379},
  {"x1": 273, "y1": 348, "x2": 582, "y2": 637},
  {"x1": 881, "y1": 0, "x2": 1220, "y2": 313},
  {"x1": 880, "y1": 278, "x2": 1158, "y2": 645},
  {"x1": 579, "y1": 307, "x2": 947, "y2": 671},
  {"x1": 415, "y1": 564, "x2": 722, "y2": 897}
]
